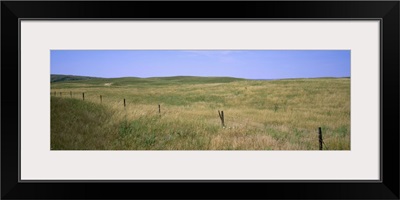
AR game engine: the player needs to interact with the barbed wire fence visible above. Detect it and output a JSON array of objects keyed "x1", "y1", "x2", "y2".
[{"x1": 51, "y1": 90, "x2": 330, "y2": 150}]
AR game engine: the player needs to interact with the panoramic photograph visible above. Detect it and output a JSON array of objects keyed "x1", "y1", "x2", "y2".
[{"x1": 50, "y1": 50, "x2": 350, "y2": 150}]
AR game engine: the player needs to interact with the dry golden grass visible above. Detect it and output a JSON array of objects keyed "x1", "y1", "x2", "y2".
[{"x1": 51, "y1": 77, "x2": 350, "y2": 150}]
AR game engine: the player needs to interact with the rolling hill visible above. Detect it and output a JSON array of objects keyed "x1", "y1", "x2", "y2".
[
  {"x1": 51, "y1": 74, "x2": 102, "y2": 83},
  {"x1": 50, "y1": 75, "x2": 246, "y2": 88}
]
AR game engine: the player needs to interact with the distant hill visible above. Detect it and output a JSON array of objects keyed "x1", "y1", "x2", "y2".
[
  {"x1": 50, "y1": 74, "x2": 348, "y2": 87},
  {"x1": 51, "y1": 74, "x2": 102, "y2": 83},
  {"x1": 50, "y1": 75, "x2": 245, "y2": 85}
]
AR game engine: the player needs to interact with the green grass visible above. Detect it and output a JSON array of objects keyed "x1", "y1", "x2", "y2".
[
  {"x1": 51, "y1": 97, "x2": 119, "y2": 150},
  {"x1": 51, "y1": 76, "x2": 350, "y2": 150}
]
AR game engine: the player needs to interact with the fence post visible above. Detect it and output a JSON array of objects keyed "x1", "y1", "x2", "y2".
[
  {"x1": 218, "y1": 110, "x2": 225, "y2": 127},
  {"x1": 124, "y1": 98, "x2": 126, "y2": 108},
  {"x1": 222, "y1": 111, "x2": 225, "y2": 127},
  {"x1": 70, "y1": 91, "x2": 72, "y2": 98},
  {"x1": 319, "y1": 127, "x2": 323, "y2": 150},
  {"x1": 82, "y1": 93, "x2": 85, "y2": 101},
  {"x1": 158, "y1": 104, "x2": 161, "y2": 114},
  {"x1": 100, "y1": 95, "x2": 102, "y2": 103}
]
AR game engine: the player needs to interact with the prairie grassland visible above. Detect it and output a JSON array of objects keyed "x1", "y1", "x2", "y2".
[{"x1": 51, "y1": 77, "x2": 350, "y2": 150}]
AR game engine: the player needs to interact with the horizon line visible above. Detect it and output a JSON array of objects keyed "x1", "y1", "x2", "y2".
[{"x1": 51, "y1": 74, "x2": 350, "y2": 80}]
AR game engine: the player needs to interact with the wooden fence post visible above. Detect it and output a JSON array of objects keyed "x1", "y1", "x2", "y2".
[
  {"x1": 218, "y1": 110, "x2": 225, "y2": 127},
  {"x1": 100, "y1": 95, "x2": 102, "y2": 103},
  {"x1": 221, "y1": 111, "x2": 225, "y2": 127},
  {"x1": 70, "y1": 91, "x2": 72, "y2": 98},
  {"x1": 319, "y1": 127, "x2": 323, "y2": 150},
  {"x1": 82, "y1": 93, "x2": 85, "y2": 101},
  {"x1": 124, "y1": 98, "x2": 126, "y2": 108},
  {"x1": 158, "y1": 104, "x2": 161, "y2": 114}
]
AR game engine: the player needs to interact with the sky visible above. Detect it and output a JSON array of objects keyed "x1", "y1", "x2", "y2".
[{"x1": 50, "y1": 50, "x2": 350, "y2": 79}]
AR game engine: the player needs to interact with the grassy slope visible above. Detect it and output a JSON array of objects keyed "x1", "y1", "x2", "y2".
[
  {"x1": 51, "y1": 76, "x2": 350, "y2": 150},
  {"x1": 51, "y1": 97, "x2": 120, "y2": 150}
]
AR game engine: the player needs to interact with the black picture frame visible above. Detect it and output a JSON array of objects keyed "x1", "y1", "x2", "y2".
[{"x1": 2, "y1": 1, "x2": 399, "y2": 199}]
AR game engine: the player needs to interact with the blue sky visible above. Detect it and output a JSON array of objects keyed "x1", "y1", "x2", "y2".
[{"x1": 50, "y1": 50, "x2": 350, "y2": 79}]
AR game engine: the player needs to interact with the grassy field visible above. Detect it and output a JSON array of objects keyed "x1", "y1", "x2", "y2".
[{"x1": 51, "y1": 76, "x2": 350, "y2": 150}]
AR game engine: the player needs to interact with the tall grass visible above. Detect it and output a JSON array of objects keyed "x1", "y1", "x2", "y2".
[{"x1": 51, "y1": 77, "x2": 350, "y2": 150}]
